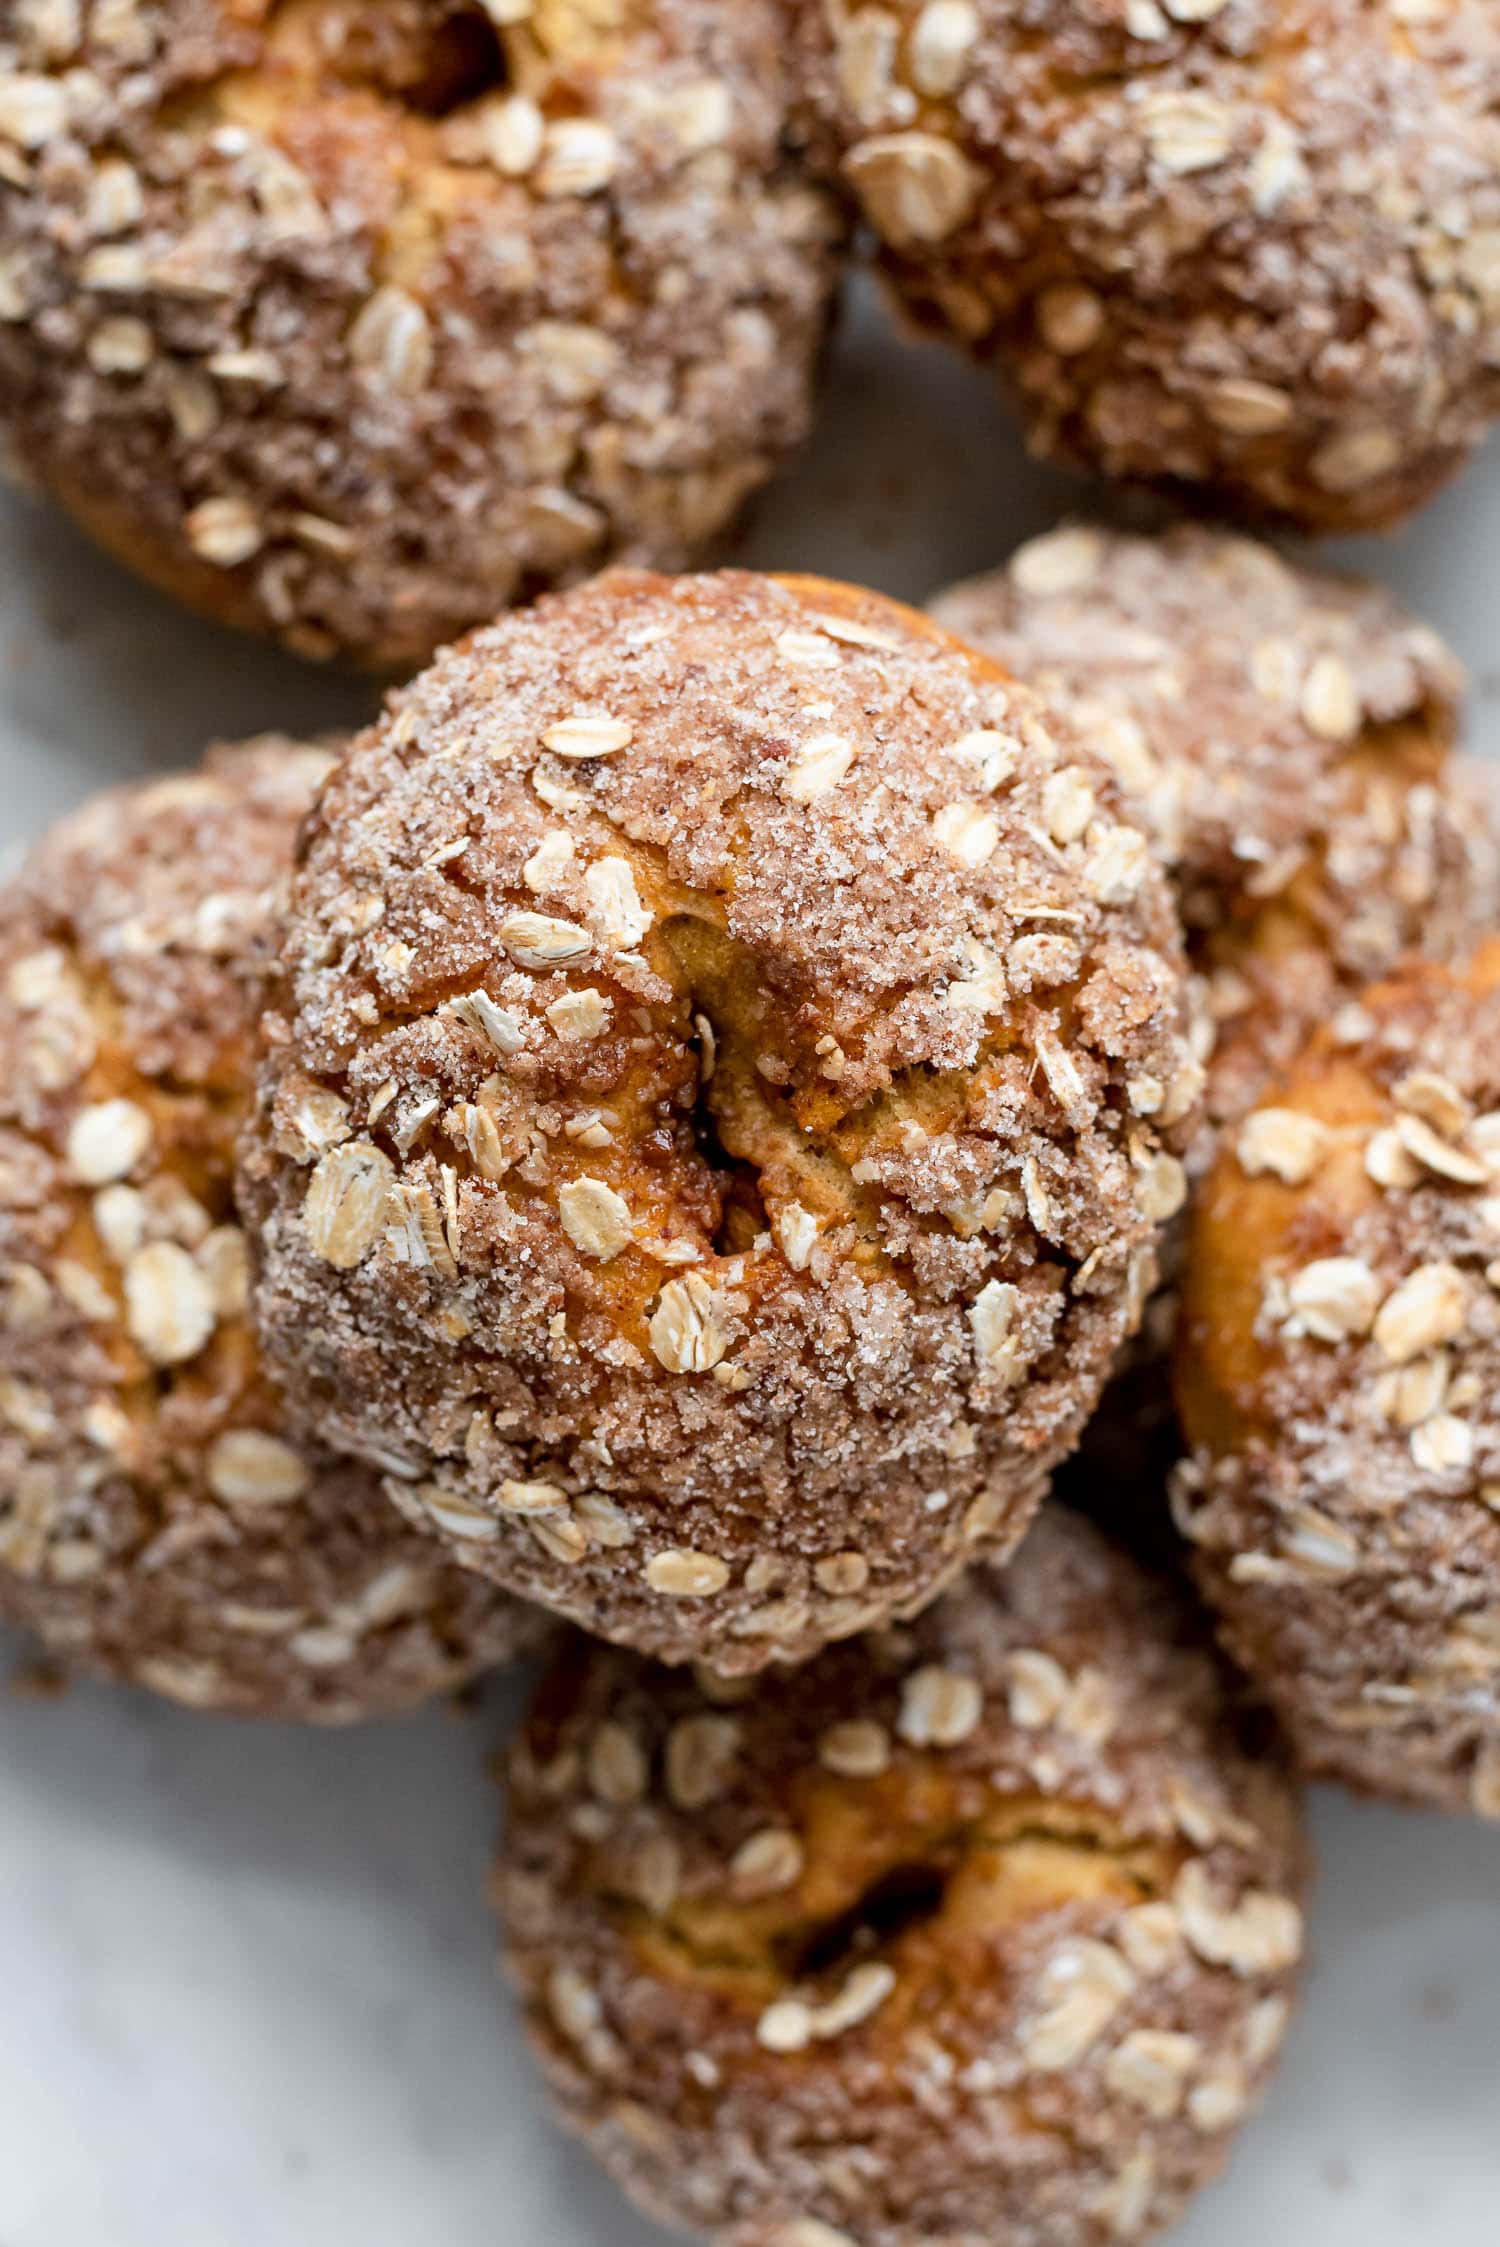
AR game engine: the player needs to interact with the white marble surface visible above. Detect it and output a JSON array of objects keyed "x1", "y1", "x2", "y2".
[{"x1": 1, "y1": 283, "x2": 1498, "y2": 2245}]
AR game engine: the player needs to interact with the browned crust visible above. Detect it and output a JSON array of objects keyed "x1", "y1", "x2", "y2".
[
  {"x1": 238, "y1": 567, "x2": 1201, "y2": 1671},
  {"x1": 793, "y1": 0, "x2": 1500, "y2": 532},
  {"x1": 1175, "y1": 943, "x2": 1500, "y2": 1815},
  {"x1": 0, "y1": 0, "x2": 846, "y2": 669},
  {"x1": 0, "y1": 735, "x2": 544, "y2": 1722},
  {"x1": 499, "y1": 1507, "x2": 1307, "y2": 2247}
]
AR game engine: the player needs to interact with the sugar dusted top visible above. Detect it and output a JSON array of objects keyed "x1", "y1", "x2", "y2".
[
  {"x1": 793, "y1": 0, "x2": 1500, "y2": 530},
  {"x1": 244, "y1": 568, "x2": 1200, "y2": 1669}
]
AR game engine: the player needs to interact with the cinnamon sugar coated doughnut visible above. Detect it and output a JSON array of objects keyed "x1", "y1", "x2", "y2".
[
  {"x1": 1175, "y1": 946, "x2": 1500, "y2": 1817},
  {"x1": 0, "y1": 0, "x2": 844, "y2": 670},
  {"x1": 791, "y1": 0, "x2": 1500, "y2": 530},
  {"x1": 933, "y1": 526, "x2": 1499, "y2": 1143},
  {"x1": 499, "y1": 1509, "x2": 1306, "y2": 2247},
  {"x1": 239, "y1": 569, "x2": 1202, "y2": 1671},
  {"x1": 0, "y1": 738, "x2": 543, "y2": 1722}
]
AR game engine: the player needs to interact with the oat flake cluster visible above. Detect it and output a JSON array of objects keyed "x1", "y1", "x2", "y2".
[
  {"x1": 0, "y1": 0, "x2": 844, "y2": 669},
  {"x1": 239, "y1": 568, "x2": 1201, "y2": 1671},
  {"x1": 793, "y1": 0, "x2": 1500, "y2": 530},
  {"x1": 933, "y1": 524, "x2": 1500, "y2": 1148},
  {"x1": 1176, "y1": 944, "x2": 1500, "y2": 1818},
  {"x1": 500, "y1": 1507, "x2": 1306, "y2": 2247},
  {"x1": 0, "y1": 735, "x2": 542, "y2": 1721}
]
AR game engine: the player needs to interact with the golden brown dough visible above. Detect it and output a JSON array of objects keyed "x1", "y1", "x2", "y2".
[
  {"x1": 499, "y1": 1507, "x2": 1306, "y2": 2247},
  {"x1": 239, "y1": 568, "x2": 1201, "y2": 1671}
]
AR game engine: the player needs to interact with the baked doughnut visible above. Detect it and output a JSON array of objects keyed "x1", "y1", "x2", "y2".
[
  {"x1": 0, "y1": 736, "x2": 543, "y2": 1722},
  {"x1": 238, "y1": 568, "x2": 1201, "y2": 1672},
  {"x1": 932, "y1": 525, "x2": 1498, "y2": 1144},
  {"x1": 791, "y1": 0, "x2": 1500, "y2": 531},
  {"x1": 499, "y1": 1507, "x2": 1307, "y2": 2247},
  {"x1": 1175, "y1": 945, "x2": 1500, "y2": 1817},
  {"x1": 0, "y1": 1, "x2": 844, "y2": 671}
]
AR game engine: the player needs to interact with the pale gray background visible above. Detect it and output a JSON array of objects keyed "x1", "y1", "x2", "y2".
[{"x1": 1, "y1": 284, "x2": 1497, "y2": 2245}]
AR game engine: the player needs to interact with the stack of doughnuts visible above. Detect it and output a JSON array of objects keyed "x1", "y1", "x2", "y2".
[
  {"x1": 0, "y1": 562, "x2": 1304, "y2": 2243},
  {"x1": 4, "y1": 5, "x2": 1500, "y2": 2242},
  {"x1": 1, "y1": 544, "x2": 1494, "y2": 2242}
]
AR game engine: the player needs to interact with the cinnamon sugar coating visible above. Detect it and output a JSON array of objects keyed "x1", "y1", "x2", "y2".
[
  {"x1": 792, "y1": 0, "x2": 1500, "y2": 531},
  {"x1": 0, "y1": 0, "x2": 844, "y2": 671},
  {"x1": 1175, "y1": 945, "x2": 1500, "y2": 1817},
  {"x1": 933, "y1": 525, "x2": 1498, "y2": 1148},
  {"x1": 0, "y1": 737, "x2": 543, "y2": 1722},
  {"x1": 239, "y1": 569, "x2": 1201, "y2": 1671},
  {"x1": 499, "y1": 1508, "x2": 1306, "y2": 2247}
]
